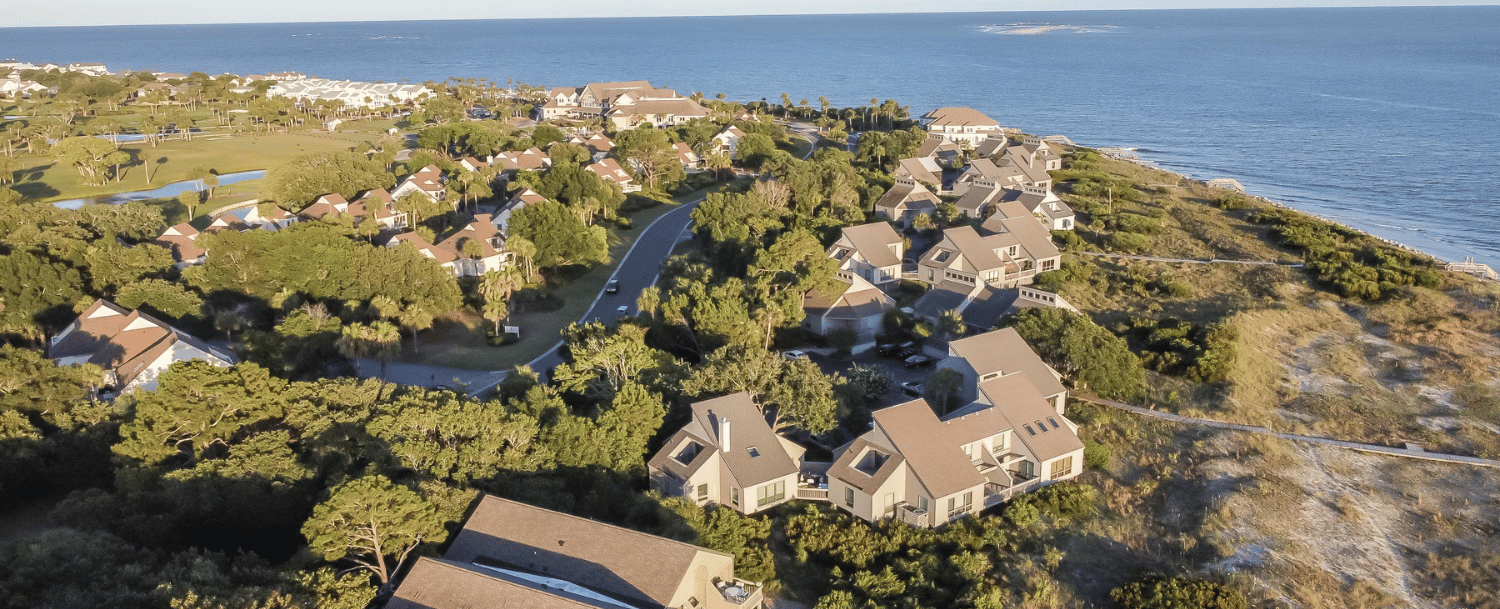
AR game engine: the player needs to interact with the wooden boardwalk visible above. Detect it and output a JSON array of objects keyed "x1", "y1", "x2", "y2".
[
  {"x1": 1075, "y1": 251, "x2": 1303, "y2": 267},
  {"x1": 1075, "y1": 394, "x2": 1500, "y2": 469}
]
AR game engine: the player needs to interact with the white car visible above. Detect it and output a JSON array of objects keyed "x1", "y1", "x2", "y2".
[
  {"x1": 782, "y1": 350, "x2": 808, "y2": 360},
  {"x1": 617, "y1": 305, "x2": 630, "y2": 315}
]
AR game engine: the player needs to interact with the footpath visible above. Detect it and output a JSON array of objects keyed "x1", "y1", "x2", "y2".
[
  {"x1": 1076, "y1": 251, "x2": 1303, "y2": 267},
  {"x1": 1075, "y1": 394, "x2": 1500, "y2": 469}
]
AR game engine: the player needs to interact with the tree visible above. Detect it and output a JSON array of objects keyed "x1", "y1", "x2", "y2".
[
  {"x1": 1002, "y1": 308, "x2": 1147, "y2": 402},
  {"x1": 939, "y1": 309, "x2": 966, "y2": 339},
  {"x1": 114, "y1": 279, "x2": 203, "y2": 318},
  {"x1": 301, "y1": 475, "x2": 445, "y2": 584},
  {"x1": 113, "y1": 362, "x2": 288, "y2": 465},
  {"x1": 1110, "y1": 576, "x2": 1248, "y2": 609},
  {"x1": 507, "y1": 200, "x2": 609, "y2": 269},
  {"x1": 479, "y1": 268, "x2": 520, "y2": 335},
  {"x1": 552, "y1": 321, "x2": 676, "y2": 400},
  {"x1": 265, "y1": 151, "x2": 394, "y2": 210},
  {"x1": 768, "y1": 358, "x2": 839, "y2": 433},
  {"x1": 336, "y1": 321, "x2": 401, "y2": 379},
  {"x1": 923, "y1": 368, "x2": 965, "y2": 415},
  {"x1": 612, "y1": 128, "x2": 684, "y2": 189},
  {"x1": 734, "y1": 133, "x2": 776, "y2": 168},
  {"x1": 52, "y1": 137, "x2": 128, "y2": 185},
  {"x1": 177, "y1": 190, "x2": 201, "y2": 220}
]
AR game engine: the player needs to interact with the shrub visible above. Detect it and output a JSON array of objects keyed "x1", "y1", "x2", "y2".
[
  {"x1": 1112, "y1": 212, "x2": 1161, "y2": 235},
  {"x1": 1084, "y1": 441, "x2": 1112, "y2": 469},
  {"x1": 1210, "y1": 191, "x2": 1253, "y2": 210},
  {"x1": 1002, "y1": 500, "x2": 1040, "y2": 527},
  {"x1": 1110, "y1": 575, "x2": 1248, "y2": 609},
  {"x1": 1002, "y1": 308, "x2": 1147, "y2": 402},
  {"x1": 1108, "y1": 232, "x2": 1152, "y2": 253},
  {"x1": 1051, "y1": 229, "x2": 1084, "y2": 251}
]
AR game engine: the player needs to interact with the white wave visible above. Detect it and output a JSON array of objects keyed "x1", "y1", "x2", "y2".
[{"x1": 977, "y1": 23, "x2": 1121, "y2": 35}]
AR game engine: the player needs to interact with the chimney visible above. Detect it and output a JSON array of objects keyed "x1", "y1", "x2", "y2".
[{"x1": 720, "y1": 418, "x2": 731, "y2": 453}]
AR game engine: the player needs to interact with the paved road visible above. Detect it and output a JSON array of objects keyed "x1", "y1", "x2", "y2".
[
  {"x1": 356, "y1": 359, "x2": 507, "y2": 394},
  {"x1": 1075, "y1": 251, "x2": 1303, "y2": 267},
  {"x1": 1076, "y1": 394, "x2": 1500, "y2": 469},
  {"x1": 520, "y1": 199, "x2": 703, "y2": 385}
]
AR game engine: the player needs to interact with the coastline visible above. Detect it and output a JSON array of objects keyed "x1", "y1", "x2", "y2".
[{"x1": 1088, "y1": 145, "x2": 1448, "y2": 266}]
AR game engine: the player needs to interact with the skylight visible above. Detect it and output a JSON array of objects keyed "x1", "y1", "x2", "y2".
[
  {"x1": 1024, "y1": 425, "x2": 1037, "y2": 436},
  {"x1": 746, "y1": 446, "x2": 760, "y2": 457}
]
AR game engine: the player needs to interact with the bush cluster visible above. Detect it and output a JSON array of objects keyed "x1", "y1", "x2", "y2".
[
  {"x1": 1122, "y1": 317, "x2": 1237, "y2": 383},
  {"x1": 1249, "y1": 208, "x2": 1442, "y2": 300}
]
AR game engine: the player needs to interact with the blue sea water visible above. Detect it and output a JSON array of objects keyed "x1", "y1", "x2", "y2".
[{"x1": 3, "y1": 6, "x2": 1498, "y2": 263}]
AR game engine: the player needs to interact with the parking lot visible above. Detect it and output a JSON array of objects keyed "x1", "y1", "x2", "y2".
[{"x1": 805, "y1": 347, "x2": 942, "y2": 410}]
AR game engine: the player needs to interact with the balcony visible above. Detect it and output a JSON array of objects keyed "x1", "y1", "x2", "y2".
[
  {"x1": 984, "y1": 477, "x2": 1042, "y2": 508},
  {"x1": 795, "y1": 487, "x2": 829, "y2": 501},
  {"x1": 710, "y1": 578, "x2": 765, "y2": 609}
]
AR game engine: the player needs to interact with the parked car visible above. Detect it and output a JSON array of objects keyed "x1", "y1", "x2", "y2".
[
  {"x1": 903, "y1": 355, "x2": 935, "y2": 369},
  {"x1": 782, "y1": 350, "x2": 809, "y2": 361},
  {"x1": 616, "y1": 305, "x2": 630, "y2": 315},
  {"x1": 900, "y1": 381, "x2": 924, "y2": 396},
  {"x1": 605, "y1": 279, "x2": 620, "y2": 294},
  {"x1": 881, "y1": 341, "x2": 917, "y2": 357},
  {"x1": 897, "y1": 343, "x2": 922, "y2": 358}
]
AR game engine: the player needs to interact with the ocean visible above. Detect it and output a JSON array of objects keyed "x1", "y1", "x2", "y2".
[{"x1": 3, "y1": 6, "x2": 1498, "y2": 264}]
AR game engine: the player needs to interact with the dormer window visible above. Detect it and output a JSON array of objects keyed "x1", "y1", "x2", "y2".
[
  {"x1": 854, "y1": 448, "x2": 889, "y2": 475},
  {"x1": 673, "y1": 441, "x2": 704, "y2": 465}
]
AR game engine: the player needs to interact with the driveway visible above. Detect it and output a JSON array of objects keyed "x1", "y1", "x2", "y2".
[
  {"x1": 806, "y1": 348, "x2": 937, "y2": 409},
  {"x1": 526, "y1": 198, "x2": 702, "y2": 381},
  {"x1": 356, "y1": 359, "x2": 507, "y2": 394}
]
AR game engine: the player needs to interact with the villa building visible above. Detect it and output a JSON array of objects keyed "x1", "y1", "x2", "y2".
[
  {"x1": 539, "y1": 80, "x2": 711, "y2": 129},
  {"x1": 387, "y1": 214, "x2": 510, "y2": 278},
  {"x1": 388, "y1": 495, "x2": 765, "y2": 609},
  {"x1": 824, "y1": 328, "x2": 1083, "y2": 527},
  {"x1": 48, "y1": 300, "x2": 238, "y2": 394},
  {"x1": 872, "y1": 178, "x2": 940, "y2": 226},
  {"x1": 826, "y1": 222, "x2": 904, "y2": 286},
  {"x1": 920, "y1": 106, "x2": 1003, "y2": 145},
  {"x1": 648, "y1": 392, "x2": 806, "y2": 516}
]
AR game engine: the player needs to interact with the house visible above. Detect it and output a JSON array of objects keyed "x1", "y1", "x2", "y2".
[
  {"x1": 387, "y1": 214, "x2": 511, "y2": 277},
  {"x1": 894, "y1": 157, "x2": 944, "y2": 191},
  {"x1": 241, "y1": 203, "x2": 298, "y2": 231},
  {"x1": 872, "y1": 178, "x2": 940, "y2": 226},
  {"x1": 912, "y1": 282, "x2": 1076, "y2": 331},
  {"x1": 350, "y1": 188, "x2": 411, "y2": 230},
  {"x1": 916, "y1": 134, "x2": 963, "y2": 163},
  {"x1": 458, "y1": 156, "x2": 489, "y2": 172},
  {"x1": 586, "y1": 158, "x2": 640, "y2": 193},
  {"x1": 434, "y1": 214, "x2": 512, "y2": 276},
  {"x1": 675, "y1": 142, "x2": 703, "y2": 169},
  {"x1": 712, "y1": 126, "x2": 748, "y2": 159},
  {"x1": 154, "y1": 223, "x2": 207, "y2": 267},
  {"x1": 1008, "y1": 136, "x2": 1063, "y2": 170},
  {"x1": 917, "y1": 206, "x2": 1061, "y2": 290},
  {"x1": 540, "y1": 81, "x2": 710, "y2": 130},
  {"x1": 827, "y1": 222, "x2": 904, "y2": 286},
  {"x1": 801, "y1": 274, "x2": 894, "y2": 349},
  {"x1": 391, "y1": 165, "x2": 446, "y2": 202},
  {"x1": 952, "y1": 158, "x2": 1027, "y2": 196},
  {"x1": 999, "y1": 185, "x2": 1075, "y2": 231},
  {"x1": 937, "y1": 327, "x2": 1068, "y2": 409},
  {"x1": 266, "y1": 77, "x2": 430, "y2": 109},
  {"x1": 607, "y1": 97, "x2": 712, "y2": 130},
  {"x1": 492, "y1": 187, "x2": 547, "y2": 234},
  {"x1": 919, "y1": 106, "x2": 1003, "y2": 145},
  {"x1": 648, "y1": 392, "x2": 806, "y2": 516},
  {"x1": 580, "y1": 132, "x2": 614, "y2": 161},
  {"x1": 1000, "y1": 144, "x2": 1055, "y2": 190},
  {"x1": 491, "y1": 147, "x2": 552, "y2": 173},
  {"x1": 299, "y1": 193, "x2": 353, "y2": 221},
  {"x1": 48, "y1": 300, "x2": 238, "y2": 394},
  {"x1": 387, "y1": 495, "x2": 765, "y2": 609},
  {"x1": 824, "y1": 329, "x2": 1083, "y2": 527}
]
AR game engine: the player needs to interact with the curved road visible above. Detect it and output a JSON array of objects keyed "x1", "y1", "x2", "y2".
[{"x1": 519, "y1": 199, "x2": 702, "y2": 384}]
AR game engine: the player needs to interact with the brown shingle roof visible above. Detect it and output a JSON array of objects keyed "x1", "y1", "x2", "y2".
[
  {"x1": 947, "y1": 328, "x2": 1066, "y2": 398},
  {"x1": 388, "y1": 558, "x2": 600, "y2": 609},
  {"x1": 685, "y1": 392, "x2": 799, "y2": 487},
  {"x1": 977, "y1": 375, "x2": 1083, "y2": 461},
  {"x1": 922, "y1": 106, "x2": 1001, "y2": 128},
  {"x1": 827, "y1": 436, "x2": 905, "y2": 493},
  {"x1": 837, "y1": 222, "x2": 903, "y2": 269},
  {"x1": 871, "y1": 399, "x2": 987, "y2": 498},
  {"x1": 445, "y1": 495, "x2": 722, "y2": 608}
]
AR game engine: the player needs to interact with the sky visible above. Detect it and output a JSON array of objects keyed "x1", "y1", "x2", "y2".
[{"x1": 3, "y1": 0, "x2": 1494, "y2": 27}]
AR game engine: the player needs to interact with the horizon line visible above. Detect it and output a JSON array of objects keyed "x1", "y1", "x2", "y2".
[{"x1": 2, "y1": 4, "x2": 1493, "y2": 29}]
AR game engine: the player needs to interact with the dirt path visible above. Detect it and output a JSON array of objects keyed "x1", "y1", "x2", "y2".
[{"x1": 1075, "y1": 394, "x2": 1500, "y2": 469}]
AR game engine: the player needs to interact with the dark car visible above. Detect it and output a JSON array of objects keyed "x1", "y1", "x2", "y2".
[
  {"x1": 605, "y1": 279, "x2": 620, "y2": 294},
  {"x1": 903, "y1": 355, "x2": 935, "y2": 369},
  {"x1": 881, "y1": 341, "x2": 917, "y2": 358},
  {"x1": 897, "y1": 343, "x2": 922, "y2": 358},
  {"x1": 900, "y1": 381, "x2": 924, "y2": 396}
]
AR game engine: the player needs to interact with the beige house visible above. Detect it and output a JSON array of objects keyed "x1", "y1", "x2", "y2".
[
  {"x1": 49, "y1": 300, "x2": 238, "y2": 394},
  {"x1": 802, "y1": 274, "x2": 894, "y2": 349},
  {"x1": 388, "y1": 495, "x2": 764, "y2": 609},
  {"x1": 387, "y1": 214, "x2": 511, "y2": 278},
  {"x1": 586, "y1": 158, "x2": 641, "y2": 193},
  {"x1": 895, "y1": 156, "x2": 944, "y2": 191},
  {"x1": 920, "y1": 106, "x2": 1003, "y2": 145},
  {"x1": 827, "y1": 222, "x2": 904, "y2": 286},
  {"x1": 825, "y1": 328, "x2": 1083, "y2": 527},
  {"x1": 937, "y1": 328, "x2": 1068, "y2": 409},
  {"x1": 712, "y1": 125, "x2": 748, "y2": 159},
  {"x1": 917, "y1": 216, "x2": 1060, "y2": 291},
  {"x1": 300, "y1": 189, "x2": 409, "y2": 230},
  {"x1": 539, "y1": 80, "x2": 710, "y2": 130},
  {"x1": 154, "y1": 222, "x2": 206, "y2": 267},
  {"x1": 649, "y1": 393, "x2": 806, "y2": 516},
  {"x1": 873, "y1": 177, "x2": 940, "y2": 226},
  {"x1": 391, "y1": 164, "x2": 446, "y2": 202}
]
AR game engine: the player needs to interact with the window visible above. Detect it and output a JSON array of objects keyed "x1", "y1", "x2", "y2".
[
  {"x1": 844, "y1": 486, "x2": 855, "y2": 508},
  {"x1": 732, "y1": 487, "x2": 740, "y2": 506},
  {"x1": 916, "y1": 496, "x2": 928, "y2": 512},
  {"x1": 757, "y1": 480, "x2": 786, "y2": 507},
  {"x1": 1050, "y1": 456, "x2": 1075, "y2": 479},
  {"x1": 1020, "y1": 460, "x2": 1035, "y2": 479},
  {"x1": 1041, "y1": 259, "x2": 1056, "y2": 272},
  {"x1": 1024, "y1": 424, "x2": 1037, "y2": 436},
  {"x1": 883, "y1": 493, "x2": 896, "y2": 518},
  {"x1": 696, "y1": 484, "x2": 709, "y2": 501}
]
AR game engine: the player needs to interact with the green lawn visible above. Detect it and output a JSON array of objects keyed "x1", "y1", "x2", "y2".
[
  {"x1": 407, "y1": 184, "x2": 731, "y2": 371},
  {"x1": 11, "y1": 130, "x2": 391, "y2": 203}
]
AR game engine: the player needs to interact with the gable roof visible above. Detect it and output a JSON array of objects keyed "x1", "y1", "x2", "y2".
[
  {"x1": 917, "y1": 134, "x2": 961, "y2": 158},
  {"x1": 49, "y1": 300, "x2": 237, "y2": 387},
  {"x1": 871, "y1": 399, "x2": 988, "y2": 498},
  {"x1": 436, "y1": 214, "x2": 505, "y2": 259},
  {"x1": 922, "y1": 106, "x2": 1001, "y2": 129},
  {"x1": 837, "y1": 222, "x2": 903, "y2": 268},
  {"x1": 874, "y1": 180, "x2": 939, "y2": 215},
  {"x1": 445, "y1": 495, "x2": 726, "y2": 608},
  {"x1": 947, "y1": 327, "x2": 1066, "y2": 398},
  {"x1": 895, "y1": 157, "x2": 943, "y2": 187},
  {"x1": 977, "y1": 375, "x2": 1083, "y2": 461},
  {"x1": 981, "y1": 202, "x2": 1062, "y2": 261},
  {"x1": 826, "y1": 436, "x2": 906, "y2": 494},
  {"x1": 685, "y1": 392, "x2": 799, "y2": 488},
  {"x1": 387, "y1": 558, "x2": 600, "y2": 609}
]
